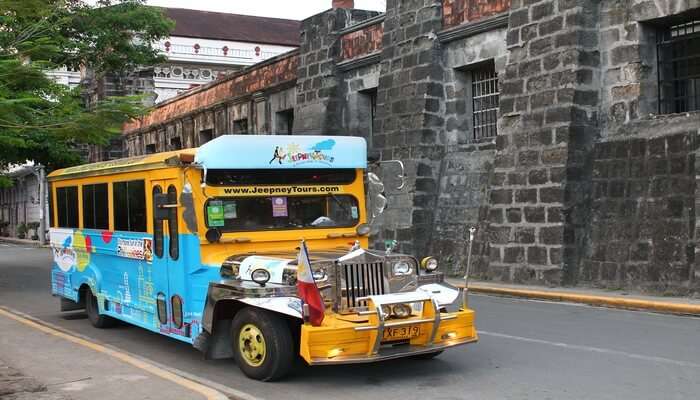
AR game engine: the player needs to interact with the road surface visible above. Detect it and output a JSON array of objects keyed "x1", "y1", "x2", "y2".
[{"x1": 1, "y1": 243, "x2": 699, "y2": 400}]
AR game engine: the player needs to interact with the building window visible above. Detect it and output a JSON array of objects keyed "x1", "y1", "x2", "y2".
[
  {"x1": 170, "y1": 137, "x2": 182, "y2": 150},
  {"x1": 360, "y1": 88, "x2": 377, "y2": 148},
  {"x1": 275, "y1": 109, "x2": 294, "y2": 135},
  {"x1": 199, "y1": 129, "x2": 213, "y2": 145},
  {"x1": 233, "y1": 119, "x2": 248, "y2": 134},
  {"x1": 82, "y1": 184, "x2": 109, "y2": 230},
  {"x1": 56, "y1": 186, "x2": 79, "y2": 228},
  {"x1": 113, "y1": 180, "x2": 147, "y2": 232},
  {"x1": 145, "y1": 144, "x2": 157, "y2": 154},
  {"x1": 658, "y1": 19, "x2": 700, "y2": 114},
  {"x1": 471, "y1": 63, "x2": 499, "y2": 140}
]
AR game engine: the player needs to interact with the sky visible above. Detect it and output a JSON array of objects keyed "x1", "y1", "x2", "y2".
[{"x1": 111, "y1": 1, "x2": 386, "y2": 20}]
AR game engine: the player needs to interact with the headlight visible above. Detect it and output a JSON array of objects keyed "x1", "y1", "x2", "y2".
[
  {"x1": 421, "y1": 257, "x2": 438, "y2": 272},
  {"x1": 312, "y1": 268, "x2": 327, "y2": 281},
  {"x1": 392, "y1": 260, "x2": 412, "y2": 276},
  {"x1": 251, "y1": 268, "x2": 271, "y2": 286},
  {"x1": 392, "y1": 304, "x2": 412, "y2": 318},
  {"x1": 381, "y1": 305, "x2": 392, "y2": 316}
]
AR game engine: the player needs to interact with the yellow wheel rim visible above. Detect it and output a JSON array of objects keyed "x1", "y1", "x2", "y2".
[{"x1": 238, "y1": 323, "x2": 266, "y2": 367}]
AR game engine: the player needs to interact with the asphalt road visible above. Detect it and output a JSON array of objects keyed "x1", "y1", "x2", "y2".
[{"x1": 1, "y1": 243, "x2": 699, "y2": 400}]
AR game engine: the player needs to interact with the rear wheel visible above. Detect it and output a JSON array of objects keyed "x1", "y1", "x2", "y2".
[
  {"x1": 231, "y1": 307, "x2": 294, "y2": 381},
  {"x1": 85, "y1": 290, "x2": 117, "y2": 329}
]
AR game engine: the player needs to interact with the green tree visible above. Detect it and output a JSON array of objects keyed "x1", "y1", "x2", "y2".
[{"x1": 0, "y1": 0, "x2": 173, "y2": 179}]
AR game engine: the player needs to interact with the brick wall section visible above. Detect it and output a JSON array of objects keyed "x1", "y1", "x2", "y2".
[
  {"x1": 340, "y1": 22, "x2": 384, "y2": 60},
  {"x1": 585, "y1": 132, "x2": 697, "y2": 293},
  {"x1": 442, "y1": 0, "x2": 512, "y2": 28},
  {"x1": 123, "y1": 52, "x2": 299, "y2": 134},
  {"x1": 372, "y1": 0, "x2": 446, "y2": 256},
  {"x1": 488, "y1": 0, "x2": 601, "y2": 284},
  {"x1": 294, "y1": 9, "x2": 379, "y2": 134}
]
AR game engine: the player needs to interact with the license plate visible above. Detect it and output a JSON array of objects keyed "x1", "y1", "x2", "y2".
[{"x1": 382, "y1": 325, "x2": 421, "y2": 342}]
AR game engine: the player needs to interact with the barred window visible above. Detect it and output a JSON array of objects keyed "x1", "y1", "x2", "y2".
[
  {"x1": 658, "y1": 19, "x2": 700, "y2": 114},
  {"x1": 471, "y1": 63, "x2": 499, "y2": 140}
]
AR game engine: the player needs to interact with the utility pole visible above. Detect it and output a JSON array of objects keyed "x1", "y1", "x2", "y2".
[{"x1": 38, "y1": 165, "x2": 46, "y2": 245}]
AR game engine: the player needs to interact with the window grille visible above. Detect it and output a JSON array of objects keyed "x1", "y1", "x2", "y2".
[
  {"x1": 471, "y1": 65, "x2": 499, "y2": 140},
  {"x1": 657, "y1": 19, "x2": 700, "y2": 114}
]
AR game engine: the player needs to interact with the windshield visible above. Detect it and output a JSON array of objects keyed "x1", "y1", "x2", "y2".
[{"x1": 205, "y1": 195, "x2": 360, "y2": 232}]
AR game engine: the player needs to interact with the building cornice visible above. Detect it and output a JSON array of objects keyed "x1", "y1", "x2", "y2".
[
  {"x1": 437, "y1": 13, "x2": 509, "y2": 43},
  {"x1": 335, "y1": 14, "x2": 385, "y2": 36},
  {"x1": 337, "y1": 52, "x2": 381, "y2": 72}
]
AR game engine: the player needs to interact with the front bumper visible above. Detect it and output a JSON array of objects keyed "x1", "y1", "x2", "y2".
[{"x1": 300, "y1": 291, "x2": 477, "y2": 365}]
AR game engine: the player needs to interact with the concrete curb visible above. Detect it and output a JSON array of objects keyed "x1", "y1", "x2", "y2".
[
  {"x1": 0, "y1": 237, "x2": 48, "y2": 248},
  {"x1": 461, "y1": 284, "x2": 700, "y2": 316}
]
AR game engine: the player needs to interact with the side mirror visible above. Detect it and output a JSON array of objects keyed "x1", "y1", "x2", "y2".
[{"x1": 154, "y1": 193, "x2": 177, "y2": 221}]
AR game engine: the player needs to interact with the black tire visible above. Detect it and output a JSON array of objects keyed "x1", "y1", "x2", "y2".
[
  {"x1": 412, "y1": 350, "x2": 444, "y2": 360},
  {"x1": 85, "y1": 290, "x2": 117, "y2": 329},
  {"x1": 231, "y1": 307, "x2": 294, "y2": 381}
]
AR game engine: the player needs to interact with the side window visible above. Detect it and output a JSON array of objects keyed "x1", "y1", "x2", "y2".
[
  {"x1": 152, "y1": 186, "x2": 164, "y2": 258},
  {"x1": 167, "y1": 185, "x2": 179, "y2": 260},
  {"x1": 171, "y1": 295, "x2": 183, "y2": 329},
  {"x1": 113, "y1": 180, "x2": 147, "y2": 232},
  {"x1": 56, "y1": 186, "x2": 79, "y2": 228},
  {"x1": 48, "y1": 184, "x2": 54, "y2": 228},
  {"x1": 156, "y1": 293, "x2": 167, "y2": 325},
  {"x1": 82, "y1": 184, "x2": 109, "y2": 230}
]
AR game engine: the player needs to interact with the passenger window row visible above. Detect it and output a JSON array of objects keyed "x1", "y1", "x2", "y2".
[{"x1": 53, "y1": 180, "x2": 147, "y2": 233}]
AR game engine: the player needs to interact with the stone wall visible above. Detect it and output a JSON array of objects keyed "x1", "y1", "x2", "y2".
[
  {"x1": 586, "y1": 130, "x2": 698, "y2": 293},
  {"x1": 116, "y1": 0, "x2": 700, "y2": 294}
]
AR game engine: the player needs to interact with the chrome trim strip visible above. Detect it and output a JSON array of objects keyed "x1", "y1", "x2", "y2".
[
  {"x1": 428, "y1": 298, "x2": 441, "y2": 345},
  {"x1": 307, "y1": 337, "x2": 479, "y2": 365},
  {"x1": 370, "y1": 303, "x2": 386, "y2": 355}
]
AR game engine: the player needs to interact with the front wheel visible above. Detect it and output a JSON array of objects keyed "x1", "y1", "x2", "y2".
[
  {"x1": 85, "y1": 290, "x2": 117, "y2": 329},
  {"x1": 231, "y1": 307, "x2": 294, "y2": 381}
]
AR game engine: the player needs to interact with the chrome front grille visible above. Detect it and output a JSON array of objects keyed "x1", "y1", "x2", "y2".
[{"x1": 341, "y1": 262, "x2": 386, "y2": 309}]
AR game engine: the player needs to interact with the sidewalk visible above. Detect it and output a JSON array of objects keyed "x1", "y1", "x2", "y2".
[
  {"x1": 0, "y1": 236, "x2": 48, "y2": 248},
  {"x1": 0, "y1": 308, "x2": 211, "y2": 400},
  {"x1": 448, "y1": 278, "x2": 700, "y2": 315}
]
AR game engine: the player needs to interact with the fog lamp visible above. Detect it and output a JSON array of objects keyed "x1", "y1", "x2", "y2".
[
  {"x1": 251, "y1": 268, "x2": 271, "y2": 287},
  {"x1": 421, "y1": 257, "x2": 439, "y2": 272},
  {"x1": 356, "y1": 223, "x2": 371, "y2": 236},
  {"x1": 392, "y1": 261, "x2": 412, "y2": 276},
  {"x1": 381, "y1": 305, "x2": 392, "y2": 317},
  {"x1": 392, "y1": 303, "x2": 412, "y2": 318}
]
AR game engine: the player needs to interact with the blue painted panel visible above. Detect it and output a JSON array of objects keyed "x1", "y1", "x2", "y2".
[{"x1": 194, "y1": 135, "x2": 367, "y2": 170}]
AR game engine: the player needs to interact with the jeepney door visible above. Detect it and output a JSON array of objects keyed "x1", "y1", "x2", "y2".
[{"x1": 150, "y1": 179, "x2": 180, "y2": 333}]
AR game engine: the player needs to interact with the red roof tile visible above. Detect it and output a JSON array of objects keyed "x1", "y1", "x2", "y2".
[{"x1": 164, "y1": 8, "x2": 300, "y2": 47}]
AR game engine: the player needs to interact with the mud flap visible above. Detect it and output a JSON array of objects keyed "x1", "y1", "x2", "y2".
[{"x1": 196, "y1": 319, "x2": 234, "y2": 360}]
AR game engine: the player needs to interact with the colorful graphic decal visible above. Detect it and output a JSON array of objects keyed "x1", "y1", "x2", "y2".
[
  {"x1": 50, "y1": 228, "x2": 95, "y2": 272},
  {"x1": 116, "y1": 237, "x2": 153, "y2": 262},
  {"x1": 268, "y1": 140, "x2": 336, "y2": 166}
]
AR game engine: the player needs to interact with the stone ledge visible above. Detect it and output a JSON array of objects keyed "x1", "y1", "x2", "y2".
[
  {"x1": 337, "y1": 52, "x2": 381, "y2": 72},
  {"x1": 335, "y1": 14, "x2": 385, "y2": 36},
  {"x1": 437, "y1": 13, "x2": 509, "y2": 44}
]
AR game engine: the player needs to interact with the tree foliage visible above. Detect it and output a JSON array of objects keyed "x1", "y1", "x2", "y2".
[{"x1": 0, "y1": 0, "x2": 173, "y2": 174}]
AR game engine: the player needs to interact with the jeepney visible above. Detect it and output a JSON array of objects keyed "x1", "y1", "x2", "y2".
[{"x1": 48, "y1": 135, "x2": 478, "y2": 381}]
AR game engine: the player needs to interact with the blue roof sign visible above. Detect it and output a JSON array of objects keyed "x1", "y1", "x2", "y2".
[{"x1": 194, "y1": 135, "x2": 367, "y2": 169}]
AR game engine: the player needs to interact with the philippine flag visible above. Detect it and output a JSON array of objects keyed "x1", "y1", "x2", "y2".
[{"x1": 297, "y1": 240, "x2": 325, "y2": 326}]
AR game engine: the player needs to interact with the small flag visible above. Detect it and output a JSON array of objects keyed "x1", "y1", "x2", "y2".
[{"x1": 297, "y1": 240, "x2": 325, "y2": 326}]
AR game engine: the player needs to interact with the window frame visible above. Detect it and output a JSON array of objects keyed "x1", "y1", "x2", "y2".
[
  {"x1": 82, "y1": 183, "x2": 109, "y2": 230},
  {"x1": 55, "y1": 186, "x2": 79, "y2": 228},
  {"x1": 657, "y1": 19, "x2": 700, "y2": 114},
  {"x1": 112, "y1": 180, "x2": 147, "y2": 233}
]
